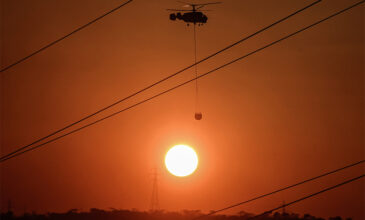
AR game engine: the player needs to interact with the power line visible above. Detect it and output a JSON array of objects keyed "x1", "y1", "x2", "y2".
[
  {"x1": 192, "y1": 160, "x2": 364, "y2": 220},
  {"x1": 1, "y1": 0, "x2": 363, "y2": 162},
  {"x1": 0, "y1": 0, "x2": 133, "y2": 73},
  {"x1": 0, "y1": 0, "x2": 322, "y2": 161},
  {"x1": 248, "y1": 174, "x2": 364, "y2": 220}
]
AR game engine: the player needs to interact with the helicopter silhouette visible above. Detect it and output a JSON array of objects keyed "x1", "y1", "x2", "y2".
[{"x1": 167, "y1": 1, "x2": 221, "y2": 26}]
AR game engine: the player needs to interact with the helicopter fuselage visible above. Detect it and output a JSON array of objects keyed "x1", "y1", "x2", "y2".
[{"x1": 170, "y1": 11, "x2": 208, "y2": 24}]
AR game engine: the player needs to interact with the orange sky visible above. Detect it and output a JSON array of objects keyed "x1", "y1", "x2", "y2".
[{"x1": 1, "y1": 0, "x2": 364, "y2": 219}]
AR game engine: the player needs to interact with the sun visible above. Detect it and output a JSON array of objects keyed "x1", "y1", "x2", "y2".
[{"x1": 165, "y1": 145, "x2": 198, "y2": 177}]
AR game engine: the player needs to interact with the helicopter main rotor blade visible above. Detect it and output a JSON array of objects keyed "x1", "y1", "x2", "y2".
[
  {"x1": 166, "y1": 9, "x2": 193, "y2": 11},
  {"x1": 195, "y1": 2, "x2": 222, "y2": 6},
  {"x1": 173, "y1": 1, "x2": 221, "y2": 10},
  {"x1": 177, "y1": 1, "x2": 193, "y2": 6}
]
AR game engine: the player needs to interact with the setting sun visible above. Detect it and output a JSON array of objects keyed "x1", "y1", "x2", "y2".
[{"x1": 165, "y1": 145, "x2": 198, "y2": 177}]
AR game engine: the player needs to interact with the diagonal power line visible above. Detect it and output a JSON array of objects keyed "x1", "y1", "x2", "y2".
[
  {"x1": 0, "y1": 0, "x2": 133, "y2": 73},
  {"x1": 1, "y1": 0, "x2": 363, "y2": 162},
  {"x1": 248, "y1": 174, "x2": 364, "y2": 220},
  {"x1": 0, "y1": 0, "x2": 322, "y2": 161},
  {"x1": 192, "y1": 160, "x2": 364, "y2": 220}
]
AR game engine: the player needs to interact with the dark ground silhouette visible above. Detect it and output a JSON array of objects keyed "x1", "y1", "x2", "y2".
[{"x1": 1, "y1": 209, "x2": 353, "y2": 220}]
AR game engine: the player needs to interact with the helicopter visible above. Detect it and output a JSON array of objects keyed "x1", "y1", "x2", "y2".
[
  {"x1": 167, "y1": 1, "x2": 221, "y2": 26},
  {"x1": 167, "y1": 2, "x2": 221, "y2": 120}
]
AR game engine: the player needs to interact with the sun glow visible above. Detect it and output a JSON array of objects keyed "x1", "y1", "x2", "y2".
[{"x1": 165, "y1": 145, "x2": 198, "y2": 177}]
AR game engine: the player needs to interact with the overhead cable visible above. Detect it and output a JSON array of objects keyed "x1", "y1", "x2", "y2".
[
  {"x1": 248, "y1": 174, "x2": 364, "y2": 220},
  {"x1": 0, "y1": 0, "x2": 322, "y2": 161},
  {"x1": 192, "y1": 160, "x2": 364, "y2": 219},
  {"x1": 0, "y1": 0, "x2": 133, "y2": 73},
  {"x1": 1, "y1": 0, "x2": 363, "y2": 162}
]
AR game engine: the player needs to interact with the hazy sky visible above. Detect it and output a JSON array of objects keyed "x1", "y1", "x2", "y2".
[{"x1": 1, "y1": 0, "x2": 364, "y2": 219}]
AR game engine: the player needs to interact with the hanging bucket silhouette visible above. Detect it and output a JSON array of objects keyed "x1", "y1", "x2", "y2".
[{"x1": 195, "y1": 112, "x2": 202, "y2": 120}]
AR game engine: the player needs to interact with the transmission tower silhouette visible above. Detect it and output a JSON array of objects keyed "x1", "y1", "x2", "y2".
[
  {"x1": 7, "y1": 199, "x2": 12, "y2": 214},
  {"x1": 149, "y1": 168, "x2": 159, "y2": 211}
]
